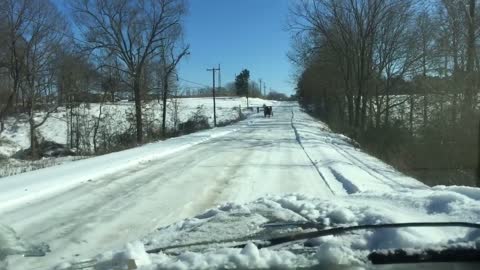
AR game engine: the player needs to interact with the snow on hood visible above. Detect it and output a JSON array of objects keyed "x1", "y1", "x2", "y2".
[{"x1": 58, "y1": 187, "x2": 480, "y2": 270}]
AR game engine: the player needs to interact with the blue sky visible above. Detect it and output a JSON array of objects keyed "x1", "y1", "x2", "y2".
[
  {"x1": 53, "y1": 0, "x2": 295, "y2": 95},
  {"x1": 178, "y1": 0, "x2": 294, "y2": 95}
]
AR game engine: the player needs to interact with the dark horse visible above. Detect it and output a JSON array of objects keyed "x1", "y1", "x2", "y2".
[{"x1": 264, "y1": 106, "x2": 273, "y2": 118}]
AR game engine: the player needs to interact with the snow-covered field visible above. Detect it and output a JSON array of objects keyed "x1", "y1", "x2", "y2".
[
  {"x1": 0, "y1": 97, "x2": 270, "y2": 157},
  {"x1": 0, "y1": 97, "x2": 271, "y2": 177},
  {"x1": 1, "y1": 102, "x2": 480, "y2": 270}
]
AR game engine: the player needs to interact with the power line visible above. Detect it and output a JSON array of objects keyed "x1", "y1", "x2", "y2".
[{"x1": 177, "y1": 77, "x2": 210, "y2": 88}]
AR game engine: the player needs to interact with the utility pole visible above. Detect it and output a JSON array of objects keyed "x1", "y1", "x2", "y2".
[
  {"x1": 218, "y1": 64, "x2": 221, "y2": 89},
  {"x1": 207, "y1": 66, "x2": 220, "y2": 127},
  {"x1": 264, "y1": 84, "x2": 267, "y2": 97},
  {"x1": 246, "y1": 83, "x2": 249, "y2": 108},
  {"x1": 259, "y1": 78, "x2": 262, "y2": 97}
]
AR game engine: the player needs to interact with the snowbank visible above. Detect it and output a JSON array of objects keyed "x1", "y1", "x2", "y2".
[
  {"x1": 63, "y1": 190, "x2": 480, "y2": 269},
  {"x1": 0, "y1": 125, "x2": 239, "y2": 214}
]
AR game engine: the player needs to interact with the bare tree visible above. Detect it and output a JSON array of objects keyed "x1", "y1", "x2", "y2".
[
  {"x1": 372, "y1": 0, "x2": 416, "y2": 128},
  {"x1": 0, "y1": 12, "x2": 10, "y2": 132},
  {"x1": 290, "y1": 0, "x2": 414, "y2": 132},
  {"x1": 71, "y1": 0, "x2": 187, "y2": 144},
  {"x1": 0, "y1": 0, "x2": 30, "y2": 133},
  {"x1": 289, "y1": 0, "x2": 480, "y2": 187},
  {"x1": 18, "y1": 0, "x2": 67, "y2": 158},
  {"x1": 158, "y1": 36, "x2": 189, "y2": 137},
  {"x1": 464, "y1": 0, "x2": 477, "y2": 119},
  {"x1": 0, "y1": 0, "x2": 67, "y2": 157}
]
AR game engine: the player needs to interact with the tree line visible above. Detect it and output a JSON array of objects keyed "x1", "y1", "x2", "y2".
[
  {"x1": 289, "y1": 0, "x2": 480, "y2": 186},
  {"x1": 0, "y1": 0, "x2": 189, "y2": 158}
]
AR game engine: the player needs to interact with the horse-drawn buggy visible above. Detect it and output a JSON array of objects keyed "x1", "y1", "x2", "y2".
[{"x1": 263, "y1": 104, "x2": 273, "y2": 118}]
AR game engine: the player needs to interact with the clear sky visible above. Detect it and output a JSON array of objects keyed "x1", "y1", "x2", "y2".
[
  {"x1": 178, "y1": 0, "x2": 294, "y2": 95},
  {"x1": 53, "y1": 0, "x2": 295, "y2": 95}
]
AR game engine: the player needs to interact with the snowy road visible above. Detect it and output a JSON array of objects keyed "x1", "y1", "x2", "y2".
[{"x1": 2, "y1": 105, "x2": 334, "y2": 269}]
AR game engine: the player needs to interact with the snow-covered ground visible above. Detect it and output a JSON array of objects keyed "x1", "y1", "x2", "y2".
[
  {"x1": 0, "y1": 97, "x2": 271, "y2": 177},
  {"x1": 1, "y1": 102, "x2": 480, "y2": 270},
  {"x1": 0, "y1": 97, "x2": 269, "y2": 157}
]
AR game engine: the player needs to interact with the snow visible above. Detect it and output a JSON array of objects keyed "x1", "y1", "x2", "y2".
[
  {"x1": 0, "y1": 224, "x2": 24, "y2": 261},
  {"x1": 0, "y1": 125, "x2": 238, "y2": 214},
  {"x1": 1, "y1": 102, "x2": 480, "y2": 270},
  {"x1": 0, "y1": 97, "x2": 271, "y2": 159},
  {"x1": 80, "y1": 189, "x2": 480, "y2": 269},
  {"x1": 290, "y1": 106, "x2": 427, "y2": 194},
  {"x1": 82, "y1": 241, "x2": 302, "y2": 270},
  {"x1": 0, "y1": 156, "x2": 83, "y2": 178}
]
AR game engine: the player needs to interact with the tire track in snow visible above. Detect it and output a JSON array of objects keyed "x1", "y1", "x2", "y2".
[
  {"x1": 340, "y1": 148, "x2": 418, "y2": 189},
  {"x1": 328, "y1": 143, "x2": 401, "y2": 190},
  {"x1": 290, "y1": 111, "x2": 336, "y2": 195},
  {"x1": 329, "y1": 168, "x2": 360, "y2": 194}
]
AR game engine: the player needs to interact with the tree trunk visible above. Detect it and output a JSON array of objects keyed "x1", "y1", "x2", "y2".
[
  {"x1": 368, "y1": 97, "x2": 374, "y2": 128},
  {"x1": 29, "y1": 118, "x2": 39, "y2": 159},
  {"x1": 374, "y1": 86, "x2": 381, "y2": 128},
  {"x1": 385, "y1": 79, "x2": 391, "y2": 128},
  {"x1": 70, "y1": 98, "x2": 74, "y2": 148},
  {"x1": 478, "y1": 119, "x2": 480, "y2": 187},
  {"x1": 409, "y1": 94, "x2": 414, "y2": 135},
  {"x1": 93, "y1": 100, "x2": 104, "y2": 153},
  {"x1": 423, "y1": 90, "x2": 428, "y2": 128},
  {"x1": 75, "y1": 109, "x2": 80, "y2": 150},
  {"x1": 134, "y1": 76, "x2": 143, "y2": 144},
  {"x1": 360, "y1": 93, "x2": 368, "y2": 130},
  {"x1": 347, "y1": 93, "x2": 354, "y2": 126},
  {"x1": 464, "y1": 0, "x2": 476, "y2": 120},
  {"x1": 162, "y1": 77, "x2": 168, "y2": 137},
  {"x1": 354, "y1": 91, "x2": 362, "y2": 128},
  {"x1": 452, "y1": 93, "x2": 458, "y2": 124}
]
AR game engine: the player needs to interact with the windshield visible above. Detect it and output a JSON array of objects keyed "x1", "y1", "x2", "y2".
[{"x1": 1, "y1": 0, "x2": 480, "y2": 270}]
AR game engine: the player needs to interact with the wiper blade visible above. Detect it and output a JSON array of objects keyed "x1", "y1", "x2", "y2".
[
  {"x1": 262, "y1": 221, "x2": 326, "y2": 230},
  {"x1": 146, "y1": 222, "x2": 480, "y2": 254},
  {"x1": 369, "y1": 248, "x2": 480, "y2": 264},
  {"x1": 145, "y1": 234, "x2": 266, "y2": 254},
  {"x1": 238, "y1": 222, "x2": 480, "y2": 249},
  {"x1": 145, "y1": 222, "x2": 317, "y2": 254}
]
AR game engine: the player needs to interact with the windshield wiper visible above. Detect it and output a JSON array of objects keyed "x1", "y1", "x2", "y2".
[
  {"x1": 146, "y1": 222, "x2": 480, "y2": 254},
  {"x1": 369, "y1": 248, "x2": 480, "y2": 264},
  {"x1": 261, "y1": 221, "x2": 326, "y2": 230},
  {"x1": 236, "y1": 222, "x2": 480, "y2": 249}
]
